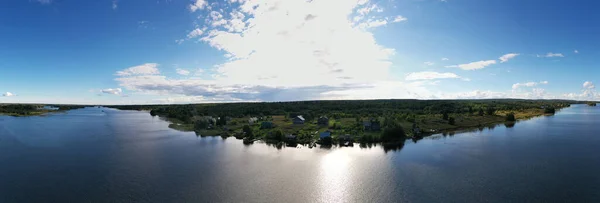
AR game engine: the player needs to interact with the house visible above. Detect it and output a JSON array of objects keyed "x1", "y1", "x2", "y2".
[
  {"x1": 293, "y1": 115, "x2": 305, "y2": 124},
  {"x1": 363, "y1": 121, "x2": 371, "y2": 131},
  {"x1": 261, "y1": 121, "x2": 274, "y2": 129},
  {"x1": 286, "y1": 134, "x2": 297, "y2": 141},
  {"x1": 319, "y1": 131, "x2": 331, "y2": 139},
  {"x1": 248, "y1": 117, "x2": 258, "y2": 124},
  {"x1": 363, "y1": 119, "x2": 381, "y2": 131},
  {"x1": 339, "y1": 134, "x2": 353, "y2": 146},
  {"x1": 317, "y1": 116, "x2": 329, "y2": 126},
  {"x1": 412, "y1": 123, "x2": 421, "y2": 135}
]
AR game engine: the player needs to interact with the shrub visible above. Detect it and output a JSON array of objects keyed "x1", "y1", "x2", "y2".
[{"x1": 505, "y1": 113, "x2": 516, "y2": 122}]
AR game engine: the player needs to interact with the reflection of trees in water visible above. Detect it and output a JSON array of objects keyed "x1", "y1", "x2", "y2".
[
  {"x1": 382, "y1": 142, "x2": 405, "y2": 153},
  {"x1": 264, "y1": 142, "x2": 284, "y2": 149},
  {"x1": 359, "y1": 142, "x2": 376, "y2": 149},
  {"x1": 411, "y1": 136, "x2": 423, "y2": 143},
  {"x1": 504, "y1": 122, "x2": 515, "y2": 128}
]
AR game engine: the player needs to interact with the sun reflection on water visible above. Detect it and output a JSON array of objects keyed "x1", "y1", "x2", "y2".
[{"x1": 317, "y1": 149, "x2": 352, "y2": 203}]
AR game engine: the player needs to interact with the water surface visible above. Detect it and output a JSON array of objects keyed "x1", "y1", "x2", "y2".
[{"x1": 1, "y1": 105, "x2": 600, "y2": 202}]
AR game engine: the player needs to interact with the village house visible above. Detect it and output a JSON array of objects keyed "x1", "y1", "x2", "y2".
[
  {"x1": 363, "y1": 119, "x2": 381, "y2": 131},
  {"x1": 317, "y1": 116, "x2": 329, "y2": 126},
  {"x1": 319, "y1": 131, "x2": 331, "y2": 139},
  {"x1": 261, "y1": 121, "x2": 274, "y2": 129},
  {"x1": 293, "y1": 115, "x2": 305, "y2": 124},
  {"x1": 248, "y1": 117, "x2": 258, "y2": 125}
]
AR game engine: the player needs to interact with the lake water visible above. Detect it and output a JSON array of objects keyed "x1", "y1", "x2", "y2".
[{"x1": 1, "y1": 105, "x2": 600, "y2": 202}]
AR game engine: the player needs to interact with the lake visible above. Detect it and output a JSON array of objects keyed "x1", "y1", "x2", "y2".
[{"x1": 1, "y1": 105, "x2": 600, "y2": 202}]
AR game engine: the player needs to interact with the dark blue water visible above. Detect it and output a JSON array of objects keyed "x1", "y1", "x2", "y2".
[{"x1": 1, "y1": 105, "x2": 600, "y2": 202}]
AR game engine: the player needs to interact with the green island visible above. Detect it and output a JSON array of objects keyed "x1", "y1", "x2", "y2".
[
  {"x1": 0, "y1": 104, "x2": 87, "y2": 116},
  {"x1": 109, "y1": 99, "x2": 579, "y2": 147}
]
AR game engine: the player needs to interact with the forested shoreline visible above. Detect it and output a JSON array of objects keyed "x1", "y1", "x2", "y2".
[
  {"x1": 109, "y1": 99, "x2": 582, "y2": 146},
  {"x1": 2, "y1": 99, "x2": 593, "y2": 146}
]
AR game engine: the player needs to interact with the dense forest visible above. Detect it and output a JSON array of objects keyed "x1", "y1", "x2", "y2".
[
  {"x1": 112, "y1": 99, "x2": 574, "y2": 121},
  {"x1": 0, "y1": 104, "x2": 87, "y2": 116}
]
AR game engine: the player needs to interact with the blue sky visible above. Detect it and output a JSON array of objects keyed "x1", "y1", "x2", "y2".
[{"x1": 0, "y1": 0, "x2": 598, "y2": 104}]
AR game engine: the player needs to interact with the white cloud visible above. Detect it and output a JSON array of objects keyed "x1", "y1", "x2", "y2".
[
  {"x1": 445, "y1": 60, "x2": 496, "y2": 70},
  {"x1": 405, "y1": 72, "x2": 461, "y2": 81},
  {"x1": 189, "y1": 0, "x2": 208, "y2": 12},
  {"x1": 499, "y1": 53, "x2": 519, "y2": 63},
  {"x1": 112, "y1": 0, "x2": 118, "y2": 10},
  {"x1": 392, "y1": 15, "x2": 408, "y2": 23},
  {"x1": 537, "y1": 52, "x2": 564, "y2": 58},
  {"x1": 512, "y1": 81, "x2": 549, "y2": 90},
  {"x1": 357, "y1": 4, "x2": 382, "y2": 15},
  {"x1": 441, "y1": 58, "x2": 449, "y2": 61},
  {"x1": 195, "y1": 0, "x2": 396, "y2": 88},
  {"x1": 115, "y1": 63, "x2": 160, "y2": 76},
  {"x1": 574, "y1": 50, "x2": 579, "y2": 54},
  {"x1": 176, "y1": 68, "x2": 191, "y2": 76},
  {"x1": 563, "y1": 81, "x2": 598, "y2": 100},
  {"x1": 423, "y1": 62, "x2": 434, "y2": 66},
  {"x1": 101, "y1": 88, "x2": 123, "y2": 95},
  {"x1": 2, "y1": 92, "x2": 15, "y2": 97},
  {"x1": 357, "y1": 19, "x2": 388, "y2": 29},
  {"x1": 187, "y1": 28, "x2": 204, "y2": 39}
]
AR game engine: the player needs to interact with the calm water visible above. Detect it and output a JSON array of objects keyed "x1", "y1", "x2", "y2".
[{"x1": 1, "y1": 105, "x2": 600, "y2": 202}]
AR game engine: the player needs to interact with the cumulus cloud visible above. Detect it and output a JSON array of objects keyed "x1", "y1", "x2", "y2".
[
  {"x1": 583, "y1": 81, "x2": 595, "y2": 89},
  {"x1": 499, "y1": 53, "x2": 519, "y2": 63},
  {"x1": 512, "y1": 81, "x2": 549, "y2": 90},
  {"x1": 193, "y1": 0, "x2": 397, "y2": 88},
  {"x1": 445, "y1": 60, "x2": 496, "y2": 70},
  {"x1": 187, "y1": 28, "x2": 204, "y2": 39},
  {"x1": 101, "y1": 88, "x2": 123, "y2": 95},
  {"x1": 537, "y1": 52, "x2": 564, "y2": 58},
  {"x1": 2, "y1": 92, "x2": 15, "y2": 97},
  {"x1": 189, "y1": 0, "x2": 208, "y2": 12},
  {"x1": 563, "y1": 81, "x2": 598, "y2": 100},
  {"x1": 405, "y1": 72, "x2": 461, "y2": 81},
  {"x1": 176, "y1": 68, "x2": 190, "y2": 76},
  {"x1": 115, "y1": 63, "x2": 160, "y2": 76}
]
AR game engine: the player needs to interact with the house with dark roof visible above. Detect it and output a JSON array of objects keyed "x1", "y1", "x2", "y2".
[
  {"x1": 319, "y1": 131, "x2": 331, "y2": 139},
  {"x1": 363, "y1": 119, "x2": 381, "y2": 131},
  {"x1": 317, "y1": 116, "x2": 329, "y2": 126},
  {"x1": 293, "y1": 115, "x2": 305, "y2": 124},
  {"x1": 261, "y1": 121, "x2": 274, "y2": 129}
]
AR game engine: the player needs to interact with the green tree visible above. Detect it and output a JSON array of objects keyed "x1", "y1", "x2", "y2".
[
  {"x1": 505, "y1": 113, "x2": 516, "y2": 122},
  {"x1": 442, "y1": 112, "x2": 449, "y2": 120},
  {"x1": 448, "y1": 117, "x2": 455, "y2": 125},
  {"x1": 242, "y1": 125, "x2": 254, "y2": 138},
  {"x1": 486, "y1": 107, "x2": 495, "y2": 115},
  {"x1": 478, "y1": 108, "x2": 484, "y2": 116}
]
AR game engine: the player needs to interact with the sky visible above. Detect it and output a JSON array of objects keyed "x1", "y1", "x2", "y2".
[{"x1": 0, "y1": 0, "x2": 599, "y2": 104}]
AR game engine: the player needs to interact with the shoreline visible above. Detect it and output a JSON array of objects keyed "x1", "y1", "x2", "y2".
[{"x1": 162, "y1": 107, "x2": 570, "y2": 147}]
